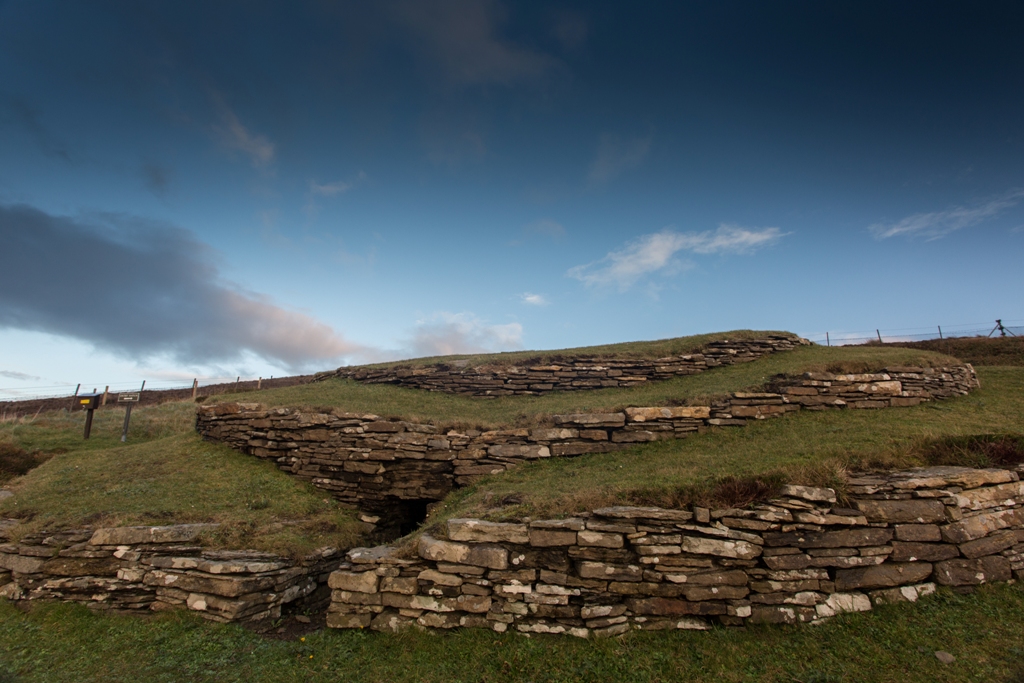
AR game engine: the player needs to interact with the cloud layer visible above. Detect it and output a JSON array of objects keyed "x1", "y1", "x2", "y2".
[
  {"x1": 870, "y1": 190, "x2": 1024, "y2": 240},
  {"x1": 408, "y1": 312, "x2": 523, "y2": 357},
  {"x1": 588, "y1": 133, "x2": 652, "y2": 184},
  {"x1": 568, "y1": 225, "x2": 785, "y2": 289},
  {"x1": 0, "y1": 204, "x2": 365, "y2": 371}
]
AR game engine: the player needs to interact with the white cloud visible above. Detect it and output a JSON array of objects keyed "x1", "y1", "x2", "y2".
[
  {"x1": 588, "y1": 133, "x2": 652, "y2": 184},
  {"x1": 211, "y1": 94, "x2": 274, "y2": 167},
  {"x1": 568, "y1": 224, "x2": 785, "y2": 289},
  {"x1": 409, "y1": 312, "x2": 523, "y2": 356},
  {"x1": 310, "y1": 180, "x2": 352, "y2": 197},
  {"x1": 870, "y1": 190, "x2": 1024, "y2": 241},
  {"x1": 520, "y1": 293, "x2": 549, "y2": 306}
]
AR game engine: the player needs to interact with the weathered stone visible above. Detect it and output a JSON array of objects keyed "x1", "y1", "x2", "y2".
[
  {"x1": 890, "y1": 542, "x2": 959, "y2": 563},
  {"x1": 577, "y1": 561, "x2": 642, "y2": 582},
  {"x1": 779, "y1": 485, "x2": 837, "y2": 503},
  {"x1": 89, "y1": 524, "x2": 219, "y2": 546},
  {"x1": 529, "y1": 529, "x2": 578, "y2": 547},
  {"x1": 679, "y1": 536, "x2": 761, "y2": 560},
  {"x1": 853, "y1": 499, "x2": 946, "y2": 524},
  {"x1": 941, "y1": 509, "x2": 1024, "y2": 544},
  {"x1": 0, "y1": 553, "x2": 46, "y2": 574},
  {"x1": 417, "y1": 569, "x2": 463, "y2": 586},
  {"x1": 40, "y1": 557, "x2": 122, "y2": 577},
  {"x1": 954, "y1": 482, "x2": 1024, "y2": 511},
  {"x1": 577, "y1": 531, "x2": 624, "y2": 548},
  {"x1": 894, "y1": 524, "x2": 942, "y2": 542},
  {"x1": 749, "y1": 605, "x2": 816, "y2": 624},
  {"x1": 326, "y1": 612, "x2": 372, "y2": 629},
  {"x1": 764, "y1": 528, "x2": 893, "y2": 549},
  {"x1": 446, "y1": 519, "x2": 529, "y2": 544},
  {"x1": 486, "y1": 444, "x2": 551, "y2": 460},
  {"x1": 934, "y1": 556, "x2": 1011, "y2": 585},
  {"x1": 814, "y1": 592, "x2": 872, "y2": 618},
  {"x1": 553, "y1": 413, "x2": 626, "y2": 428},
  {"x1": 968, "y1": 532, "x2": 1018, "y2": 561},
  {"x1": 834, "y1": 563, "x2": 933, "y2": 591},
  {"x1": 624, "y1": 406, "x2": 710, "y2": 421},
  {"x1": 888, "y1": 466, "x2": 1015, "y2": 491},
  {"x1": 593, "y1": 506, "x2": 693, "y2": 522},
  {"x1": 626, "y1": 597, "x2": 727, "y2": 616},
  {"x1": 869, "y1": 582, "x2": 936, "y2": 605}
]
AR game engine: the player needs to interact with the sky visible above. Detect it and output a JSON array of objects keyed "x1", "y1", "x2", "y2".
[{"x1": 1, "y1": 1, "x2": 1023, "y2": 399}]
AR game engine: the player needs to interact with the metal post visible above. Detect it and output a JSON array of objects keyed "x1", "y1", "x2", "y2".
[
  {"x1": 84, "y1": 408, "x2": 94, "y2": 439},
  {"x1": 826, "y1": 332, "x2": 830, "y2": 347},
  {"x1": 938, "y1": 326, "x2": 943, "y2": 340},
  {"x1": 877, "y1": 329, "x2": 882, "y2": 343}
]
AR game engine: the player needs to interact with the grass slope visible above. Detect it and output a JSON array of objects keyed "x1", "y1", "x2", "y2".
[
  {"x1": 217, "y1": 345, "x2": 958, "y2": 429},
  {"x1": 0, "y1": 401, "x2": 363, "y2": 557},
  {"x1": 1, "y1": 583, "x2": 1022, "y2": 683},
  {"x1": 426, "y1": 366, "x2": 1024, "y2": 522}
]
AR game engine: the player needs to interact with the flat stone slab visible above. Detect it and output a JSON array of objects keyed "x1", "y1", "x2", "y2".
[{"x1": 90, "y1": 524, "x2": 220, "y2": 546}]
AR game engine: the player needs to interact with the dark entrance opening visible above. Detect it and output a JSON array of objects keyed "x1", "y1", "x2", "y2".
[{"x1": 368, "y1": 498, "x2": 434, "y2": 541}]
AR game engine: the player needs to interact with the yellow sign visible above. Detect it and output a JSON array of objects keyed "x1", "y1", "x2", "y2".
[{"x1": 79, "y1": 398, "x2": 91, "y2": 405}]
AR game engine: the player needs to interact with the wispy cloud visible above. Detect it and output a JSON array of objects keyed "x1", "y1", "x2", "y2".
[
  {"x1": 393, "y1": 0, "x2": 556, "y2": 86},
  {"x1": 408, "y1": 312, "x2": 523, "y2": 356},
  {"x1": 870, "y1": 190, "x2": 1024, "y2": 241},
  {"x1": 524, "y1": 219, "x2": 565, "y2": 238},
  {"x1": 211, "y1": 94, "x2": 274, "y2": 168},
  {"x1": 568, "y1": 224, "x2": 785, "y2": 289},
  {"x1": 520, "y1": 293, "x2": 549, "y2": 306},
  {"x1": 310, "y1": 171, "x2": 366, "y2": 198},
  {"x1": 0, "y1": 370, "x2": 40, "y2": 381},
  {"x1": 588, "y1": 133, "x2": 652, "y2": 184}
]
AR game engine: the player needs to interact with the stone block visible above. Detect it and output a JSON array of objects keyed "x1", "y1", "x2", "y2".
[
  {"x1": 779, "y1": 485, "x2": 837, "y2": 503},
  {"x1": 764, "y1": 528, "x2": 893, "y2": 549},
  {"x1": 890, "y1": 542, "x2": 959, "y2": 562},
  {"x1": 954, "y1": 482, "x2": 1024, "y2": 511},
  {"x1": 446, "y1": 519, "x2": 529, "y2": 544},
  {"x1": 814, "y1": 592, "x2": 872, "y2": 619},
  {"x1": 888, "y1": 466, "x2": 1016, "y2": 491},
  {"x1": 934, "y1": 556, "x2": 1012, "y2": 585},
  {"x1": 553, "y1": 413, "x2": 626, "y2": 428},
  {"x1": 679, "y1": 536, "x2": 761, "y2": 560},
  {"x1": 894, "y1": 524, "x2": 942, "y2": 542},
  {"x1": 529, "y1": 529, "x2": 578, "y2": 547},
  {"x1": 834, "y1": 562, "x2": 933, "y2": 591},
  {"x1": 593, "y1": 506, "x2": 693, "y2": 522},
  {"x1": 577, "y1": 531, "x2": 624, "y2": 548},
  {"x1": 625, "y1": 597, "x2": 727, "y2": 616},
  {"x1": 853, "y1": 499, "x2": 946, "y2": 524},
  {"x1": 941, "y1": 509, "x2": 1024, "y2": 544},
  {"x1": 959, "y1": 531, "x2": 1018, "y2": 559},
  {"x1": 486, "y1": 444, "x2": 551, "y2": 460},
  {"x1": 327, "y1": 612, "x2": 372, "y2": 629},
  {"x1": 577, "y1": 561, "x2": 642, "y2": 582},
  {"x1": 0, "y1": 553, "x2": 46, "y2": 574},
  {"x1": 89, "y1": 524, "x2": 219, "y2": 546}
]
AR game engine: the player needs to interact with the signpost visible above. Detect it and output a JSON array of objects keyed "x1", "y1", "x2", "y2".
[
  {"x1": 118, "y1": 391, "x2": 141, "y2": 442},
  {"x1": 78, "y1": 393, "x2": 102, "y2": 439}
]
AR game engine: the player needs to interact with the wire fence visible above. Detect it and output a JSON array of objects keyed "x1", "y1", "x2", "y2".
[
  {"x1": 801, "y1": 319, "x2": 1023, "y2": 347},
  {"x1": 2, "y1": 319, "x2": 1020, "y2": 402},
  {"x1": 0, "y1": 375, "x2": 283, "y2": 403}
]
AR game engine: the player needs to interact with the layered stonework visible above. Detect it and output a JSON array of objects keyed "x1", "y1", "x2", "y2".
[
  {"x1": 316, "y1": 335, "x2": 807, "y2": 397},
  {"x1": 196, "y1": 365, "x2": 978, "y2": 528},
  {"x1": 326, "y1": 464, "x2": 1024, "y2": 635},
  {"x1": 0, "y1": 522, "x2": 340, "y2": 623}
]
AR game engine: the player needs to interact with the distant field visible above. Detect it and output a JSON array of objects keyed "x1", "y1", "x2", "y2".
[
  {"x1": 215, "y1": 344, "x2": 958, "y2": 429},
  {"x1": 879, "y1": 334, "x2": 1024, "y2": 366}
]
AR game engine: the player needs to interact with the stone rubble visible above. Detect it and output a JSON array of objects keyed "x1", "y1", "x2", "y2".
[
  {"x1": 0, "y1": 523, "x2": 340, "y2": 623},
  {"x1": 326, "y1": 464, "x2": 1024, "y2": 636}
]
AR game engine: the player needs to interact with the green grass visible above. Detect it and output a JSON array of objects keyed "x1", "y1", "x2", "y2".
[
  {"x1": 217, "y1": 345, "x2": 958, "y2": 429},
  {"x1": 1, "y1": 583, "x2": 1022, "y2": 682},
  {"x1": 423, "y1": 366, "x2": 1024, "y2": 523},
  {"x1": 0, "y1": 401, "x2": 363, "y2": 557}
]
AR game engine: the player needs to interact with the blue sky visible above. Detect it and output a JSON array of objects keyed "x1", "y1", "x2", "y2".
[{"x1": 1, "y1": 1, "x2": 1023, "y2": 399}]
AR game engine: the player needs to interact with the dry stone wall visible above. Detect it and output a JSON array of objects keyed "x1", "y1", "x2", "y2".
[
  {"x1": 326, "y1": 464, "x2": 1024, "y2": 635},
  {"x1": 0, "y1": 522, "x2": 340, "y2": 623},
  {"x1": 317, "y1": 336, "x2": 807, "y2": 397},
  {"x1": 196, "y1": 365, "x2": 978, "y2": 530}
]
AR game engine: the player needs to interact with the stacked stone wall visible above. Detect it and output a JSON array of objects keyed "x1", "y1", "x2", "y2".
[
  {"x1": 0, "y1": 522, "x2": 340, "y2": 623},
  {"x1": 326, "y1": 464, "x2": 1024, "y2": 635},
  {"x1": 317, "y1": 336, "x2": 806, "y2": 397},
  {"x1": 196, "y1": 365, "x2": 978, "y2": 525}
]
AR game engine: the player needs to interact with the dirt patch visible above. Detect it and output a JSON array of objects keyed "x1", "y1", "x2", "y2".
[
  {"x1": 920, "y1": 433, "x2": 1024, "y2": 469},
  {"x1": 0, "y1": 443, "x2": 51, "y2": 484}
]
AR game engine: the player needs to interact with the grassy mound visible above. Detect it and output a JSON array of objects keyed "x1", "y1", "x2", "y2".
[
  {"x1": 214, "y1": 344, "x2": 958, "y2": 429},
  {"x1": 420, "y1": 366, "x2": 1024, "y2": 525},
  {"x1": 0, "y1": 401, "x2": 363, "y2": 557}
]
